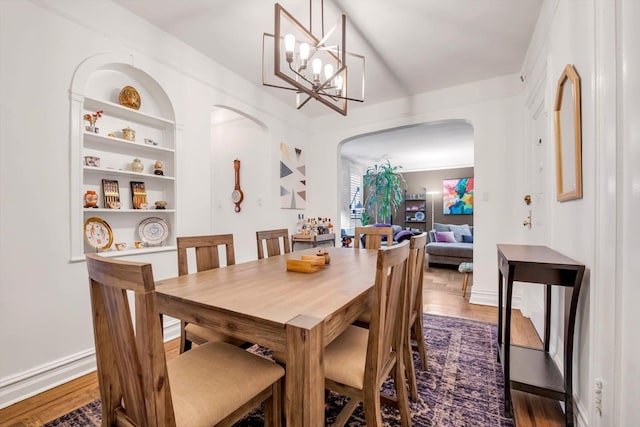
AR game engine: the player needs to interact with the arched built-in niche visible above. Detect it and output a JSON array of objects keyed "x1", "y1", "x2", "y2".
[{"x1": 70, "y1": 53, "x2": 179, "y2": 260}]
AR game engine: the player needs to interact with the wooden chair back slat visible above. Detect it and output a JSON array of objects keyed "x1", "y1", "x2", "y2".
[
  {"x1": 256, "y1": 229, "x2": 291, "y2": 259},
  {"x1": 86, "y1": 253, "x2": 175, "y2": 426},
  {"x1": 408, "y1": 233, "x2": 428, "y2": 319},
  {"x1": 354, "y1": 226, "x2": 394, "y2": 249},
  {"x1": 177, "y1": 234, "x2": 236, "y2": 276}
]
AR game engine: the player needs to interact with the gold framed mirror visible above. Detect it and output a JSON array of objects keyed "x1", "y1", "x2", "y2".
[{"x1": 554, "y1": 64, "x2": 582, "y2": 201}]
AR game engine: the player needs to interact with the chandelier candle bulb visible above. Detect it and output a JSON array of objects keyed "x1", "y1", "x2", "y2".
[
  {"x1": 324, "y1": 64, "x2": 334, "y2": 80},
  {"x1": 284, "y1": 34, "x2": 296, "y2": 61},
  {"x1": 299, "y1": 42, "x2": 310, "y2": 69}
]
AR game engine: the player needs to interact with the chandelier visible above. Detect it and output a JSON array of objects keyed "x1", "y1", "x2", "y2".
[{"x1": 262, "y1": 1, "x2": 365, "y2": 116}]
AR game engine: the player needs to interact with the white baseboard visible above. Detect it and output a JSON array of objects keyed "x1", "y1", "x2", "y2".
[
  {"x1": 0, "y1": 319, "x2": 180, "y2": 409},
  {"x1": 469, "y1": 288, "x2": 523, "y2": 310}
]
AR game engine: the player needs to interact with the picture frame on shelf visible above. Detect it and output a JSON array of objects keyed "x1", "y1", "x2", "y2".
[
  {"x1": 130, "y1": 181, "x2": 148, "y2": 209},
  {"x1": 102, "y1": 179, "x2": 121, "y2": 209}
]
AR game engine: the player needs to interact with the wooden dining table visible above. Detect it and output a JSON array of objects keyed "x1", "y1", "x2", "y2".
[{"x1": 154, "y1": 246, "x2": 379, "y2": 426}]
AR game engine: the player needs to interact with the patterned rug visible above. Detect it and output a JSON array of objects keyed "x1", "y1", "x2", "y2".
[{"x1": 44, "y1": 314, "x2": 513, "y2": 427}]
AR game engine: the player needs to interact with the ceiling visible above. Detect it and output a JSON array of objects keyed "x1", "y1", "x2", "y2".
[
  {"x1": 340, "y1": 119, "x2": 474, "y2": 172},
  {"x1": 113, "y1": 0, "x2": 541, "y2": 169}
]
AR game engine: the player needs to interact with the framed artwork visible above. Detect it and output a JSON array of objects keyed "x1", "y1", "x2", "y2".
[
  {"x1": 280, "y1": 142, "x2": 306, "y2": 209},
  {"x1": 443, "y1": 178, "x2": 474, "y2": 215}
]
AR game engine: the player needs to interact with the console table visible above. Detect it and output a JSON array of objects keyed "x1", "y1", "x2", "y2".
[
  {"x1": 497, "y1": 244, "x2": 585, "y2": 427},
  {"x1": 291, "y1": 233, "x2": 336, "y2": 251}
]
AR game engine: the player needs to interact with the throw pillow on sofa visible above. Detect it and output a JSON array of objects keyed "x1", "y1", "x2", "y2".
[
  {"x1": 435, "y1": 231, "x2": 457, "y2": 243},
  {"x1": 462, "y1": 234, "x2": 474, "y2": 243},
  {"x1": 449, "y1": 224, "x2": 472, "y2": 242}
]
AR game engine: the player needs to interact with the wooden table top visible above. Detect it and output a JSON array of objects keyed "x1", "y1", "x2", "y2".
[{"x1": 155, "y1": 246, "x2": 378, "y2": 326}]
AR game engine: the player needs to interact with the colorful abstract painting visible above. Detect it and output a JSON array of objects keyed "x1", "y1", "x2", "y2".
[
  {"x1": 443, "y1": 178, "x2": 474, "y2": 215},
  {"x1": 280, "y1": 143, "x2": 306, "y2": 209}
]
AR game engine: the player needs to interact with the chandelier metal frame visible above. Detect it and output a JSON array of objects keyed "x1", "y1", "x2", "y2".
[{"x1": 262, "y1": 1, "x2": 365, "y2": 116}]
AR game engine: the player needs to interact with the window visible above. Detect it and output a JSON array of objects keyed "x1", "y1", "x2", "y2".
[{"x1": 350, "y1": 173, "x2": 363, "y2": 218}]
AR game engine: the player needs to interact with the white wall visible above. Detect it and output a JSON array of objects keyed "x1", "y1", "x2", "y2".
[
  {"x1": 517, "y1": 0, "x2": 640, "y2": 425},
  {"x1": 618, "y1": 0, "x2": 640, "y2": 423},
  {"x1": 308, "y1": 76, "x2": 525, "y2": 308},
  {"x1": 0, "y1": 0, "x2": 309, "y2": 407}
]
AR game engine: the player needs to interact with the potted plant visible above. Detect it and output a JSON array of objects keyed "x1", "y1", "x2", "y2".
[{"x1": 363, "y1": 160, "x2": 405, "y2": 224}]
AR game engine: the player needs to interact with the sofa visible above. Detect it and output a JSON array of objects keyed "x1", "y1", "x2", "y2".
[{"x1": 426, "y1": 223, "x2": 473, "y2": 267}]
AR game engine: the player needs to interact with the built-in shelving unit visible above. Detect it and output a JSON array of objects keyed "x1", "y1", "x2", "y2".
[
  {"x1": 403, "y1": 190, "x2": 427, "y2": 232},
  {"x1": 70, "y1": 55, "x2": 178, "y2": 261}
]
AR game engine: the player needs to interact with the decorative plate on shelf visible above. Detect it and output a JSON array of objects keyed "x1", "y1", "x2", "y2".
[
  {"x1": 137, "y1": 217, "x2": 169, "y2": 246},
  {"x1": 84, "y1": 217, "x2": 114, "y2": 250},
  {"x1": 415, "y1": 211, "x2": 425, "y2": 221},
  {"x1": 118, "y1": 85, "x2": 141, "y2": 110}
]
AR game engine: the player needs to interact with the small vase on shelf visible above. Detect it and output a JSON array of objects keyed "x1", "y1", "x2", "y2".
[
  {"x1": 131, "y1": 158, "x2": 144, "y2": 173},
  {"x1": 84, "y1": 190, "x2": 98, "y2": 208}
]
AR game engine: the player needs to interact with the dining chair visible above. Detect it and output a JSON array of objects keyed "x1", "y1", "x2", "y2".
[
  {"x1": 323, "y1": 241, "x2": 412, "y2": 427},
  {"x1": 177, "y1": 234, "x2": 246, "y2": 353},
  {"x1": 85, "y1": 253, "x2": 284, "y2": 427},
  {"x1": 256, "y1": 228, "x2": 291, "y2": 259},
  {"x1": 354, "y1": 226, "x2": 394, "y2": 249},
  {"x1": 352, "y1": 226, "x2": 394, "y2": 327},
  {"x1": 404, "y1": 232, "x2": 429, "y2": 402}
]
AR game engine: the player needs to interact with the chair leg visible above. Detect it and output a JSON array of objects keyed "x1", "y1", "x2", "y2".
[
  {"x1": 179, "y1": 321, "x2": 192, "y2": 353},
  {"x1": 264, "y1": 379, "x2": 282, "y2": 427},
  {"x1": 394, "y1": 356, "x2": 412, "y2": 427},
  {"x1": 405, "y1": 327, "x2": 419, "y2": 402},
  {"x1": 332, "y1": 398, "x2": 360, "y2": 427},
  {"x1": 362, "y1": 388, "x2": 384, "y2": 427},
  {"x1": 462, "y1": 273, "x2": 470, "y2": 297},
  {"x1": 412, "y1": 314, "x2": 428, "y2": 371}
]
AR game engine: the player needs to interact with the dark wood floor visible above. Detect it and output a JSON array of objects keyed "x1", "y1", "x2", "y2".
[{"x1": 0, "y1": 265, "x2": 565, "y2": 426}]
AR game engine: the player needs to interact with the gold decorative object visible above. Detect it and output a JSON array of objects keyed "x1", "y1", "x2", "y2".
[
  {"x1": 130, "y1": 181, "x2": 148, "y2": 209},
  {"x1": 122, "y1": 127, "x2": 136, "y2": 142},
  {"x1": 119, "y1": 85, "x2": 141, "y2": 110},
  {"x1": 102, "y1": 179, "x2": 121, "y2": 209}
]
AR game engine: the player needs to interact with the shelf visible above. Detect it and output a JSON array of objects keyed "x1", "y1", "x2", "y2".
[
  {"x1": 83, "y1": 166, "x2": 175, "y2": 181},
  {"x1": 405, "y1": 220, "x2": 426, "y2": 223},
  {"x1": 405, "y1": 209, "x2": 425, "y2": 212},
  {"x1": 71, "y1": 245, "x2": 177, "y2": 262},
  {"x1": 84, "y1": 131, "x2": 174, "y2": 154},
  {"x1": 83, "y1": 208, "x2": 175, "y2": 213},
  {"x1": 84, "y1": 96, "x2": 175, "y2": 128},
  {"x1": 499, "y1": 344, "x2": 566, "y2": 400}
]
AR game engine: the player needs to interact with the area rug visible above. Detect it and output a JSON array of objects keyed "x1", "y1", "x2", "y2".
[{"x1": 44, "y1": 314, "x2": 513, "y2": 426}]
